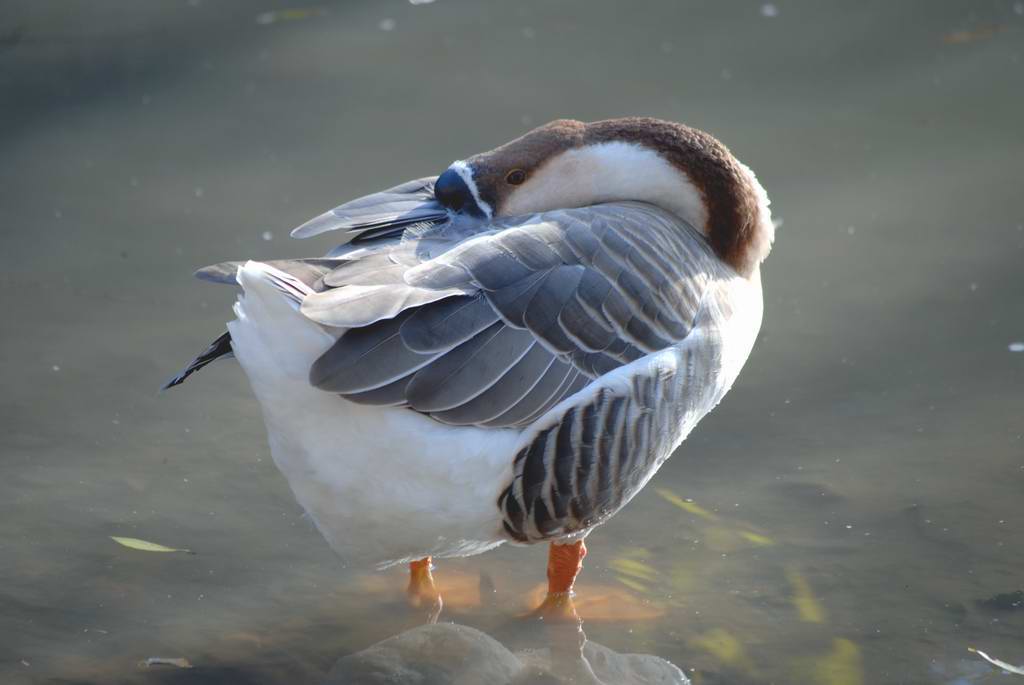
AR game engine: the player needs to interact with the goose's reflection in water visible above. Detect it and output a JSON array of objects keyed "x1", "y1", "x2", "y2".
[
  {"x1": 318, "y1": 566, "x2": 687, "y2": 685},
  {"x1": 325, "y1": 589, "x2": 688, "y2": 685}
]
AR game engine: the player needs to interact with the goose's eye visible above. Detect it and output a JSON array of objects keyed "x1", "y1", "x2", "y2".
[{"x1": 505, "y1": 169, "x2": 527, "y2": 186}]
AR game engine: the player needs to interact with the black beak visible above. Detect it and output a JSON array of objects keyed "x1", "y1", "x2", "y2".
[{"x1": 434, "y1": 168, "x2": 485, "y2": 217}]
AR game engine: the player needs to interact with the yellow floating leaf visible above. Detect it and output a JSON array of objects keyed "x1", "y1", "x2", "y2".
[
  {"x1": 739, "y1": 530, "x2": 775, "y2": 546},
  {"x1": 669, "y1": 565, "x2": 694, "y2": 594},
  {"x1": 110, "y1": 536, "x2": 191, "y2": 554},
  {"x1": 616, "y1": 575, "x2": 648, "y2": 593},
  {"x1": 704, "y1": 526, "x2": 742, "y2": 552},
  {"x1": 786, "y1": 568, "x2": 826, "y2": 623},
  {"x1": 689, "y1": 628, "x2": 752, "y2": 671},
  {"x1": 813, "y1": 639, "x2": 863, "y2": 685},
  {"x1": 654, "y1": 488, "x2": 717, "y2": 520},
  {"x1": 609, "y1": 558, "x2": 657, "y2": 581}
]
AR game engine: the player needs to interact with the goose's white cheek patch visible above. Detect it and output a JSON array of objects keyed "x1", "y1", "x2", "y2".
[{"x1": 500, "y1": 141, "x2": 709, "y2": 233}]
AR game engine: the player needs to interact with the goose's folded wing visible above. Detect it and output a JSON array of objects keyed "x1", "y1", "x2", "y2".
[
  {"x1": 497, "y1": 348, "x2": 698, "y2": 542},
  {"x1": 305, "y1": 202, "x2": 725, "y2": 428}
]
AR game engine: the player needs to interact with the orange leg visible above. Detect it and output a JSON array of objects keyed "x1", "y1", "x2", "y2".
[
  {"x1": 407, "y1": 557, "x2": 443, "y2": 623},
  {"x1": 529, "y1": 540, "x2": 587, "y2": 621}
]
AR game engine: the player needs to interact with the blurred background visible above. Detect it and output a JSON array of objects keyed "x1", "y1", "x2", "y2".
[{"x1": 1, "y1": 1, "x2": 1022, "y2": 683}]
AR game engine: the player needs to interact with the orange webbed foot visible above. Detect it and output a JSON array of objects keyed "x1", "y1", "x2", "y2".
[
  {"x1": 407, "y1": 557, "x2": 443, "y2": 624},
  {"x1": 523, "y1": 540, "x2": 587, "y2": 623},
  {"x1": 525, "y1": 590, "x2": 582, "y2": 623}
]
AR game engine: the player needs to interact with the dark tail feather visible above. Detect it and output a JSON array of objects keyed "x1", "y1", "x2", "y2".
[{"x1": 162, "y1": 332, "x2": 233, "y2": 390}]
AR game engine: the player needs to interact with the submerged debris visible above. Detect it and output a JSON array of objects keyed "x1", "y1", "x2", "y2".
[
  {"x1": 968, "y1": 647, "x2": 1024, "y2": 676},
  {"x1": 141, "y1": 657, "x2": 193, "y2": 669}
]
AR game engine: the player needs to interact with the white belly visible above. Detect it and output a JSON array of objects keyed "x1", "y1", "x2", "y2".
[{"x1": 227, "y1": 263, "x2": 521, "y2": 567}]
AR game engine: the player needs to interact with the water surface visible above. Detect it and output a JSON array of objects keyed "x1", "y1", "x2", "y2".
[{"x1": 2, "y1": 1, "x2": 1022, "y2": 683}]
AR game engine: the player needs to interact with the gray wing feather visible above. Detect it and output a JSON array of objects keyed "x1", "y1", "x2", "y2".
[
  {"x1": 343, "y1": 376, "x2": 410, "y2": 406},
  {"x1": 290, "y1": 177, "x2": 446, "y2": 240},
  {"x1": 399, "y1": 295, "x2": 499, "y2": 353},
  {"x1": 429, "y1": 342, "x2": 555, "y2": 425},
  {"x1": 405, "y1": 323, "x2": 536, "y2": 412},
  {"x1": 520, "y1": 267, "x2": 587, "y2": 354},
  {"x1": 404, "y1": 225, "x2": 562, "y2": 291},
  {"x1": 484, "y1": 271, "x2": 551, "y2": 328},
  {"x1": 556, "y1": 289, "x2": 617, "y2": 353},
  {"x1": 481, "y1": 357, "x2": 573, "y2": 427},
  {"x1": 516, "y1": 369, "x2": 584, "y2": 427},
  {"x1": 309, "y1": 310, "x2": 442, "y2": 393}
]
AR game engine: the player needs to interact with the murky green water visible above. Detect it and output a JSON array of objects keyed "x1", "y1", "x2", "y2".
[{"x1": 2, "y1": 1, "x2": 1022, "y2": 683}]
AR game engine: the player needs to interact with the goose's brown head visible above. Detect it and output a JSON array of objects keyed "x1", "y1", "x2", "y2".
[{"x1": 433, "y1": 117, "x2": 774, "y2": 276}]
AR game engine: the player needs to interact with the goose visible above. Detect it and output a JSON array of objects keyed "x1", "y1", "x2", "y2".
[{"x1": 165, "y1": 117, "x2": 774, "y2": 621}]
